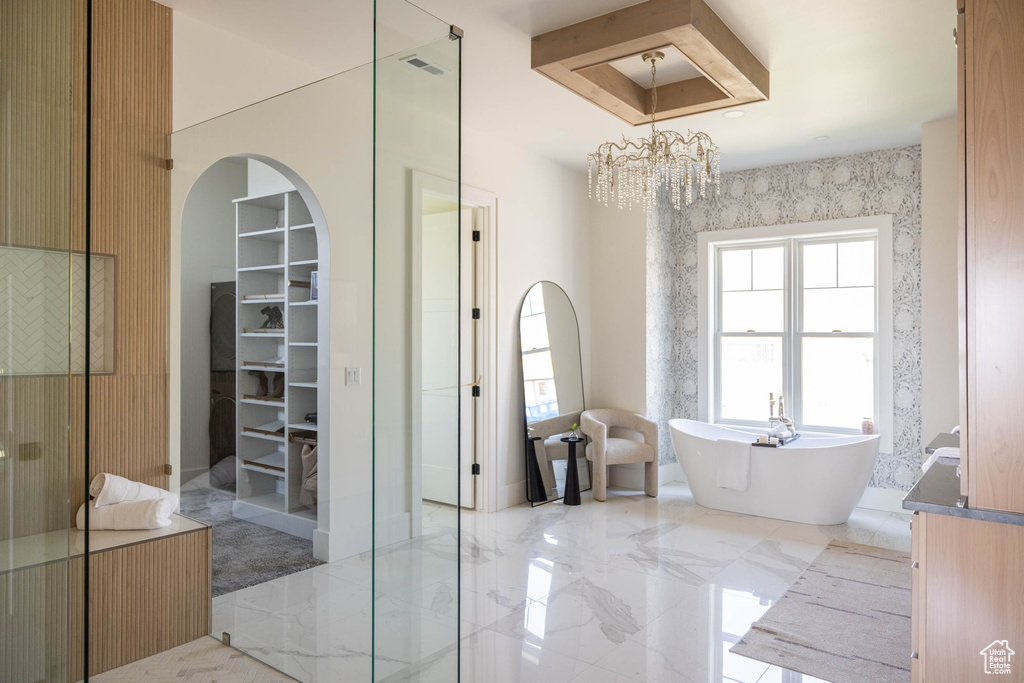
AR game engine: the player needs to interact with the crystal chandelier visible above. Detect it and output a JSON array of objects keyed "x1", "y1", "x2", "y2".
[{"x1": 588, "y1": 51, "x2": 720, "y2": 211}]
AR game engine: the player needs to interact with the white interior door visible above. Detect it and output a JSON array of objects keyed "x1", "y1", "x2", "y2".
[
  {"x1": 420, "y1": 209, "x2": 459, "y2": 506},
  {"x1": 459, "y1": 208, "x2": 478, "y2": 509}
]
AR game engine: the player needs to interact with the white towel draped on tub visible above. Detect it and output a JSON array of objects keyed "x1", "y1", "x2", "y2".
[
  {"x1": 75, "y1": 496, "x2": 177, "y2": 530},
  {"x1": 716, "y1": 438, "x2": 751, "y2": 491},
  {"x1": 89, "y1": 472, "x2": 177, "y2": 508}
]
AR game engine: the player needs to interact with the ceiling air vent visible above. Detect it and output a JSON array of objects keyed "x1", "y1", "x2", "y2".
[{"x1": 400, "y1": 54, "x2": 448, "y2": 76}]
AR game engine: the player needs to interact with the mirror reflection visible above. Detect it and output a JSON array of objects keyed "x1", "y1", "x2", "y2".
[{"x1": 518, "y1": 281, "x2": 590, "y2": 504}]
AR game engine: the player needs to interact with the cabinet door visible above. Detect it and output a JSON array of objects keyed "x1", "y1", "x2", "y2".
[
  {"x1": 911, "y1": 511, "x2": 926, "y2": 683},
  {"x1": 966, "y1": 0, "x2": 1024, "y2": 513},
  {"x1": 924, "y1": 514, "x2": 1024, "y2": 682}
]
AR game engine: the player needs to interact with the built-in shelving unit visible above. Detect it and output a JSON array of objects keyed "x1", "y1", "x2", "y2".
[{"x1": 233, "y1": 189, "x2": 323, "y2": 540}]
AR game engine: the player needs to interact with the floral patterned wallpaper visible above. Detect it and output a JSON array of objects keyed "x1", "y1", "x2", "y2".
[{"x1": 647, "y1": 145, "x2": 923, "y2": 491}]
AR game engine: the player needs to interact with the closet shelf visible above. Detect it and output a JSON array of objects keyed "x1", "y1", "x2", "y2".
[
  {"x1": 239, "y1": 264, "x2": 285, "y2": 273},
  {"x1": 242, "y1": 332, "x2": 285, "y2": 338},
  {"x1": 289, "y1": 259, "x2": 318, "y2": 266},
  {"x1": 240, "y1": 365, "x2": 284, "y2": 372},
  {"x1": 240, "y1": 397, "x2": 284, "y2": 407},
  {"x1": 290, "y1": 300, "x2": 318, "y2": 307},
  {"x1": 242, "y1": 297, "x2": 285, "y2": 304},
  {"x1": 241, "y1": 430, "x2": 286, "y2": 443},
  {"x1": 290, "y1": 222, "x2": 315, "y2": 231},
  {"x1": 289, "y1": 341, "x2": 316, "y2": 347},
  {"x1": 239, "y1": 227, "x2": 286, "y2": 242},
  {"x1": 288, "y1": 422, "x2": 318, "y2": 432},
  {"x1": 289, "y1": 382, "x2": 317, "y2": 389}
]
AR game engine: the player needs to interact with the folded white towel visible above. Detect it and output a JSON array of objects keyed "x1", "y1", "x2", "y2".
[
  {"x1": 716, "y1": 438, "x2": 751, "y2": 491},
  {"x1": 75, "y1": 496, "x2": 177, "y2": 531},
  {"x1": 89, "y1": 473, "x2": 176, "y2": 508},
  {"x1": 922, "y1": 446, "x2": 961, "y2": 473}
]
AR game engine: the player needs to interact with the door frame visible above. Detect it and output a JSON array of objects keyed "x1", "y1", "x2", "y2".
[{"x1": 411, "y1": 171, "x2": 497, "y2": 515}]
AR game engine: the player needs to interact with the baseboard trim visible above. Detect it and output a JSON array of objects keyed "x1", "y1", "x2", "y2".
[{"x1": 857, "y1": 486, "x2": 907, "y2": 514}]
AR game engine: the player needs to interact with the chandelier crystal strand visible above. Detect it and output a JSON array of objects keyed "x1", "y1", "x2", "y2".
[{"x1": 587, "y1": 51, "x2": 720, "y2": 211}]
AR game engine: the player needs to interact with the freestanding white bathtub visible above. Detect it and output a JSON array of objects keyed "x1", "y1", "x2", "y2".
[{"x1": 669, "y1": 419, "x2": 880, "y2": 525}]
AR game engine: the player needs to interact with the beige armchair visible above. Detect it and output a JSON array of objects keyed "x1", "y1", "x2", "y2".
[
  {"x1": 530, "y1": 411, "x2": 582, "y2": 496},
  {"x1": 580, "y1": 409, "x2": 657, "y2": 501}
]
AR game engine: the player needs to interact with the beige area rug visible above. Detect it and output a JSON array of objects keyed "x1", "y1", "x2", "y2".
[{"x1": 731, "y1": 540, "x2": 911, "y2": 683}]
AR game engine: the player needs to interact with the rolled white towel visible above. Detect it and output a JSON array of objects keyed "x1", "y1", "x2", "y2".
[
  {"x1": 89, "y1": 473, "x2": 177, "y2": 508},
  {"x1": 76, "y1": 496, "x2": 177, "y2": 531}
]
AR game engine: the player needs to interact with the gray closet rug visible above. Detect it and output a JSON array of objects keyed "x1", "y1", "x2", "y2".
[
  {"x1": 731, "y1": 540, "x2": 912, "y2": 683},
  {"x1": 180, "y1": 486, "x2": 323, "y2": 597}
]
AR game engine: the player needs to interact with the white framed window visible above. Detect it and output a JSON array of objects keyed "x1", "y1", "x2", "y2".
[{"x1": 697, "y1": 216, "x2": 893, "y2": 452}]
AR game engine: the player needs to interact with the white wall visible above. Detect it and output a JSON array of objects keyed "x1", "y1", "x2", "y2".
[
  {"x1": 462, "y1": 126, "x2": 592, "y2": 510},
  {"x1": 171, "y1": 64, "x2": 373, "y2": 562},
  {"x1": 179, "y1": 159, "x2": 247, "y2": 484},
  {"x1": 172, "y1": 13, "x2": 329, "y2": 131},
  {"x1": 171, "y1": 9, "x2": 598, "y2": 516},
  {"x1": 247, "y1": 159, "x2": 294, "y2": 197},
  {"x1": 588, "y1": 203, "x2": 647, "y2": 412},
  {"x1": 920, "y1": 116, "x2": 960, "y2": 450}
]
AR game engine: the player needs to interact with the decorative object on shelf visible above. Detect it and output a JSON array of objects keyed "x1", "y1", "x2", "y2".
[
  {"x1": 588, "y1": 51, "x2": 720, "y2": 211},
  {"x1": 269, "y1": 373, "x2": 284, "y2": 399},
  {"x1": 310, "y1": 271, "x2": 318, "y2": 301},
  {"x1": 861, "y1": 417, "x2": 875, "y2": 435},
  {"x1": 304, "y1": 412, "x2": 317, "y2": 424},
  {"x1": 248, "y1": 370, "x2": 270, "y2": 397},
  {"x1": 259, "y1": 305, "x2": 284, "y2": 329},
  {"x1": 299, "y1": 445, "x2": 318, "y2": 508}
]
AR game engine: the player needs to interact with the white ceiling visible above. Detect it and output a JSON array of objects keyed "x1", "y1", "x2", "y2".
[{"x1": 156, "y1": 0, "x2": 957, "y2": 173}]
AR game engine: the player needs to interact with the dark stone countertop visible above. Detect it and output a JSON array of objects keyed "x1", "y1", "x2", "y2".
[{"x1": 903, "y1": 462, "x2": 1024, "y2": 527}]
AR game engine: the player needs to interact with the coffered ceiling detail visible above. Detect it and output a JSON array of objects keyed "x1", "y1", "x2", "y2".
[{"x1": 531, "y1": 0, "x2": 769, "y2": 126}]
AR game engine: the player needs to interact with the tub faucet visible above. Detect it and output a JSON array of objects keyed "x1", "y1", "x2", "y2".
[{"x1": 769, "y1": 394, "x2": 794, "y2": 432}]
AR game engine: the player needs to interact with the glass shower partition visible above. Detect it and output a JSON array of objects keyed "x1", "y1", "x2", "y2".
[
  {"x1": 374, "y1": 0, "x2": 462, "y2": 679},
  {"x1": 0, "y1": 0, "x2": 78, "y2": 680},
  {"x1": 164, "y1": 0, "x2": 461, "y2": 680}
]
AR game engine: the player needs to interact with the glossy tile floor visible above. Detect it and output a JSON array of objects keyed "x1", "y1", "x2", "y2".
[{"x1": 212, "y1": 483, "x2": 911, "y2": 682}]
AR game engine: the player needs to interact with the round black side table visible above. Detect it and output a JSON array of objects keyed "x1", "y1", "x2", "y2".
[{"x1": 560, "y1": 436, "x2": 585, "y2": 506}]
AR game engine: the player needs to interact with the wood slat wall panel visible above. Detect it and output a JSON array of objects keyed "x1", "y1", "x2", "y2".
[
  {"x1": 67, "y1": 0, "x2": 172, "y2": 515},
  {"x1": 0, "y1": 561, "x2": 71, "y2": 683},
  {"x1": 0, "y1": 0, "x2": 73, "y2": 250},
  {"x1": 69, "y1": 529, "x2": 212, "y2": 678}
]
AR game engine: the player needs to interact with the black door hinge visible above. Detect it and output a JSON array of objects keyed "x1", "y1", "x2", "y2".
[
  {"x1": 472, "y1": 230, "x2": 481, "y2": 242},
  {"x1": 472, "y1": 385, "x2": 480, "y2": 397},
  {"x1": 472, "y1": 308, "x2": 481, "y2": 319},
  {"x1": 471, "y1": 463, "x2": 481, "y2": 475}
]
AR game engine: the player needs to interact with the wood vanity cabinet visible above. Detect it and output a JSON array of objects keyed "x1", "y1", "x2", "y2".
[
  {"x1": 911, "y1": 512, "x2": 1024, "y2": 683},
  {"x1": 959, "y1": 0, "x2": 1024, "y2": 514}
]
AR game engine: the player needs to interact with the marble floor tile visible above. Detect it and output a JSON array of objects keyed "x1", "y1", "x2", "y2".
[{"x1": 185, "y1": 484, "x2": 912, "y2": 682}]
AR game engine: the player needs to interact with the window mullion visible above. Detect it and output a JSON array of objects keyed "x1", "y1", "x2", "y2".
[{"x1": 787, "y1": 238, "x2": 798, "y2": 427}]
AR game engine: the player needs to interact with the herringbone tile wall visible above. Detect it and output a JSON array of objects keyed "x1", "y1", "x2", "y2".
[{"x1": 0, "y1": 246, "x2": 112, "y2": 375}]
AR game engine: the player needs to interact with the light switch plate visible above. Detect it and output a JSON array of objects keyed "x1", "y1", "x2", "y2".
[{"x1": 345, "y1": 367, "x2": 361, "y2": 386}]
